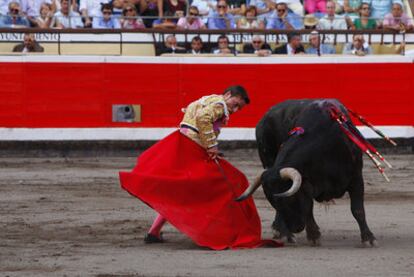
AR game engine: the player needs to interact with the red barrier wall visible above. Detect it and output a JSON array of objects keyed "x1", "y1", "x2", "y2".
[{"x1": 1, "y1": 60, "x2": 413, "y2": 128}]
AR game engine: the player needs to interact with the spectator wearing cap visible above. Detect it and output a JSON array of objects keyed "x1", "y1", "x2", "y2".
[
  {"x1": 92, "y1": 3, "x2": 120, "y2": 28},
  {"x1": 211, "y1": 35, "x2": 237, "y2": 55},
  {"x1": 304, "y1": 0, "x2": 327, "y2": 14},
  {"x1": 188, "y1": 36, "x2": 205, "y2": 54},
  {"x1": 54, "y1": 0, "x2": 84, "y2": 28},
  {"x1": 208, "y1": 1, "x2": 236, "y2": 29},
  {"x1": 12, "y1": 33, "x2": 44, "y2": 53},
  {"x1": 237, "y1": 5, "x2": 265, "y2": 29},
  {"x1": 177, "y1": 6, "x2": 206, "y2": 30},
  {"x1": 318, "y1": 1, "x2": 348, "y2": 29},
  {"x1": 383, "y1": 2, "x2": 413, "y2": 32},
  {"x1": 273, "y1": 33, "x2": 305, "y2": 55},
  {"x1": 304, "y1": 14, "x2": 319, "y2": 29},
  {"x1": 352, "y1": 2, "x2": 377, "y2": 29},
  {"x1": 342, "y1": 34, "x2": 372, "y2": 56},
  {"x1": 0, "y1": 1, "x2": 30, "y2": 27},
  {"x1": 305, "y1": 31, "x2": 336, "y2": 55},
  {"x1": 266, "y1": 2, "x2": 303, "y2": 30},
  {"x1": 242, "y1": 35, "x2": 272, "y2": 56}
]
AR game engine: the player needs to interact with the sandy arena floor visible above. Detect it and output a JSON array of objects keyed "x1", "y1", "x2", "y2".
[{"x1": 0, "y1": 149, "x2": 413, "y2": 277}]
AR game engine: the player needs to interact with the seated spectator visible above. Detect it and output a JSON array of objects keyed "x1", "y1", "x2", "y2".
[
  {"x1": 0, "y1": 0, "x2": 13, "y2": 16},
  {"x1": 139, "y1": 0, "x2": 159, "y2": 27},
  {"x1": 188, "y1": 36, "x2": 205, "y2": 54},
  {"x1": 227, "y1": 0, "x2": 247, "y2": 15},
  {"x1": 266, "y1": 1, "x2": 303, "y2": 30},
  {"x1": 305, "y1": 31, "x2": 336, "y2": 55},
  {"x1": 120, "y1": 3, "x2": 145, "y2": 29},
  {"x1": 159, "y1": 0, "x2": 187, "y2": 18},
  {"x1": 304, "y1": 0, "x2": 327, "y2": 14},
  {"x1": 36, "y1": 3, "x2": 55, "y2": 28},
  {"x1": 318, "y1": 1, "x2": 348, "y2": 29},
  {"x1": 80, "y1": 0, "x2": 111, "y2": 28},
  {"x1": 211, "y1": 35, "x2": 237, "y2": 55},
  {"x1": 352, "y1": 2, "x2": 377, "y2": 29},
  {"x1": 191, "y1": 0, "x2": 215, "y2": 23},
  {"x1": 342, "y1": 34, "x2": 372, "y2": 56},
  {"x1": 273, "y1": 33, "x2": 305, "y2": 55},
  {"x1": 19, "y1": 0, "x2": 55, "y2": 27},
  {"x1": 153, "y1": 10, "x2": 178, "y2": 28},
  {"x1": 177, "y1": 6, "x2": 206, "y2": 30},
  {"x1": 159, "y1": 34, "x2": 186, "y2": 54},
  {"x1": 92, "y1": 3, "x2": 120, "y2": 28},
  {"x1": 208, "y1": 1, "x2": 236, "y2": 29},
  {"x1": 343, "y1": 0, "x2": 362, "y2": 18},
  {"x1": 237, "y1": 5, "x2": 265, "y2": 29},
  {"x1": 54, "y1": 0, "x2": 84, "y2": 28},
  {"x1": 0, "y1": 1, "x2": 30, "y2": 27},
  {"x1": 364, "y1": 0, "x2": 396, "y2": 22},
  {"x1": 248, "y1": 0, "x2": 275, "y2": 19},
  {"x1": 111, "y1": 0, "x2": 125, "y2": 17},
  {"x1": 304, "y1": 14, "x2": 319, "y2": 29},
  {"x1": 383, "y1": 3, "x2": 413, "y2": 32},
  {"x1": 284, "y1": 0, "x2": 305, "y2": 16},
  {"x1": 12, "y1": 33, "x2": 44, "y2": 52},
  {"x1": 242, "y1": 35, "x2": 272, "y2": 56}
]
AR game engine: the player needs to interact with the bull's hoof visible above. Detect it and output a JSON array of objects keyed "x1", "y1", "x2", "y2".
[
  {"x1": 286, "y1": 236, "x2": 297, "y2": 244},
  {"x1": 272, "y1": 228, "x2": 281, "y2": 239},
  {"x1": 308, "y1": 238, "x2": 321, "y2": 247},
  {"x1": 361, "y1": 239, "x2": 379, "y2": 248}
]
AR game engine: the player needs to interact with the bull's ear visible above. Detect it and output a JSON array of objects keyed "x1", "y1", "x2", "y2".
[{"x1": 234, "y1": 171, "x2": 265, "y2": 202}]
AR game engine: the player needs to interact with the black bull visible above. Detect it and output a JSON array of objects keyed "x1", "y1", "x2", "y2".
[{"x1": 236, "y1": 99, "x2": 377, "y2": 246}]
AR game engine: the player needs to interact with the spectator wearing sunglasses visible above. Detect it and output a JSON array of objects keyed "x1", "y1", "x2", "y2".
[
  {"x1": 207, "y1": 1, "x2": 236, "y2": 29},
  {"x1": 266, "y1": 2, "x2": 303, "y2": 30},
  {"x1": 352, "y1": 2, "x2": 377, "y2": 29},
  {"x1": 0, "y1": 1, "x2": 29, "y2": 27},
  {"x1": 242, "y1": 35, "x2": 272, "y2": 56},
  {"x1": 92, "y1": 3, "x2": 120, "y2": 28},
  {"x1": 177, "y1": 6, "x2": 206, "y2": 29},
  {"x1": 121, "y1": 3, "x2": 145, "y2": 29}
]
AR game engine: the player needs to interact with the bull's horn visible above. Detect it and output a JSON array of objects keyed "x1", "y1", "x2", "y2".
[
  {"x1": 235, "y1": 174, "x2": 262, "y2": 202},
  {"x1": 273, "y1": 167, "x2": 302, "y2": 198}
]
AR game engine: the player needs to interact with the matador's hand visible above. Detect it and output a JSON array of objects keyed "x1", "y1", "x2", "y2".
[{"x1": 207, "y1": 146, "x2": 220, "y2": 160}]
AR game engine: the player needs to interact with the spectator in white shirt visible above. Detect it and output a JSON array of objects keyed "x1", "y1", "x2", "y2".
[
  {"x1": 318, "y1": 0, "x2": 348, "y2": 29},
  {"x1": 80, "y1": 0, "x2": 110, "y2": 28},
  {"x1": 54, "y1": 0, "x2": 84, "y2": 28}
]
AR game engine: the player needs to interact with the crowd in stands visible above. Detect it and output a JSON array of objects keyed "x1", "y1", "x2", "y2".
[{"x1": 0, "y1": 0, "x2": 412, "y2": 31}]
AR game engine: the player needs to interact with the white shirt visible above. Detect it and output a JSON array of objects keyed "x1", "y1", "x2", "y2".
[
  {"x1": 286, "y1": 43, "x2": 295, "y2": 55},
  {"x1": 20, "y1": 0, "x2": 52, "y2": 17},
  {"x1": 0, "y1": 0, "x2": 13, "y2": 15},
  {"x1": 318, "y1": 15, "x2": 348, "y2": 30},
  {"x1": 54, "y1": 10, "x2": 84, "y2": 28},
  {"x1": 79, "y1": 0, "x2": 110, "y2": 18}
]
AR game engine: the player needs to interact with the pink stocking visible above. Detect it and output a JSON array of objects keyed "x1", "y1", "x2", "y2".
[{"x1": 148, "y1": 214, "x2": 167, "y2": 237}]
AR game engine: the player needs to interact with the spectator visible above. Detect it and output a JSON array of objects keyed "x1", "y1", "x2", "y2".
[
  {"x1": 273, "y1": 33, "x2": 305, "y2": 55},
  {"x1": 121, "y1": 3, "x2": 145, "y2": 29},
  {"x1": 283, "y1": 0, "x2": 305, "y2": 16},
  {"x1": 237, "y1": 5, "x2": 265, "y2": 29},
  {"x1": 139, "y1": 0, "x2": 159, "y2": 28},
  {"x1": 343, "y1": 0, "x2": 361, "y2": 18},
  {"x1": 304, "y1": 0, "x2": 327, "y2": 14},
  {"x1": 318, "y1": 1, "x2": 348, "y2": 29},
  {"x1": 227, "y1": 0, "x2": 247, "y2": 15},
  {"x1": 54, "y1": 0, "x2": 84, "y2": 28},
  {"x1": 19, "y1": 0, "x2": 55, "y2": 26},
  {"x1": 334, "y1": 0, "x2": 344, "y2": 13},
  {"x1": 383, "y1": 3, "x2": 413, "y2": 32},
  {"x1": 248, "y1": 0, "x2": 275, "y2": 19},
  {"x1": 177, "y1": 6, "x2": 206, "y2": 29},
  {"x1": 305, "y1": 31, "x2": 336, "y2": 55},
  {"x1": 342, "y1": 34, "x2": 372, "y2": 56},
  {"x1": 111, "y1": 0, "x2": 125, "y2": 17},
  {"x1": 159, "y1": 0, "x2": 187, "y2": 18},
  {"x1": 80, "y1": 0, "x2": 111, "y2": 28},
  {"x1": 363, "y1": 0, "x2": 398, "y2": 22},
  {"x1": 211, "y1": 35, "x2": 237, "y2": 55},
  {"x1": 92, "y1": 3, "x2": 120, "y2": 28},
  {"x1": 0, "y1": 1, "x2": 30, "y2": 27},
  {"x1": 266, "y1": 2, "x2": 303, "y2": 30},
  {"x1": 242, "y1": 35, "x2": 272, "y2": 56},
  {"x1": 159, "y1": 34, "x2": 186, "y2": 54},
  {"x1": 188, "y1": 36, "x2": 205, "y2": 54},
  {"x1": 352, "y1": 2, "x2": 376, "y2": 29},
  {"x1": 36, "y1": 2, "x2": 56, "y2": 28},
  {"x1": 1, "y1": 0, "x2": 14, "y2": 16},
  {"x1": 304, "y1": 14, "x2": 319, "y2": 29},
  {"x1": 207, "y1": 1, "x2": 236, "y2": 29},
  {"x1": 12, "y1": 33, "x2": 44, "y2": 52},
  {"x1": 152, "y1": 10, "x2": 178, "y2": 28},
  {"x1": 191, "y1": 0, "x2": 216, "y2": 23}
]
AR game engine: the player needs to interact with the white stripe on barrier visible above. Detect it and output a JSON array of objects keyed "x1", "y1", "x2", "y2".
[{"x1": 0, "y1": 126, "x2": 412, "y2": 141}]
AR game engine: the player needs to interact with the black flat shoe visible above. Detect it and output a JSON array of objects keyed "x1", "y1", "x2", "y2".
[{"x1": 144, "y1": 233, "x2": 164, "y2": 243}]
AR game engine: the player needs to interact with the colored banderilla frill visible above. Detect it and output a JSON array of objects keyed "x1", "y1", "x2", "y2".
[{"x1": 327, "y1": 104, "x2": 396, "y2": 182}]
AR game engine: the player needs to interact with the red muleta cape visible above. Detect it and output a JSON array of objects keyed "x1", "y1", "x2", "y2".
[{"x1": 119, "y1": 130, "x2": 282, "y2": 250}]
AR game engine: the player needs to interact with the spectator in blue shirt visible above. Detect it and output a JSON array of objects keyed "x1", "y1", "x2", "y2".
[
  {"x1": 363, "y1": 0, "x2": 402, "y2": 21},
  {"x1": 207, "y1": 0, "x2": 236, "y2": 29},
  {"x1": 266, "y1": 2, "x2": 303, "y2": 30},
  {"x1": 305, "y1": 31, "x2": 336, "y2": 55},
  {"x1": 0, "y1": 1, "x2": 29, "y2": 27},
  {"x1": 92, "y1": 3, "x2": 120, "y2": 29}
]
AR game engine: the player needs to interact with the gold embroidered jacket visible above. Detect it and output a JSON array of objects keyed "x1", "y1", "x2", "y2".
[{"x1": 180, "y1": 94, "x2": 229, "y2": 149}]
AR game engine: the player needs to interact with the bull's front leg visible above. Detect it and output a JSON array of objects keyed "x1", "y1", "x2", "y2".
[
  {"x1": 305, "y1": 201, "x2": 321, "y2": 246},
  {"x1": 348, "y1": 176, "x2": 378, "y2": 247},
  {"x1": 272, "y1": 212, "x2": 296, "y2": 244}
]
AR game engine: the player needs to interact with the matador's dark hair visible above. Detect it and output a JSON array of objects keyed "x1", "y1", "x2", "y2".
[{"x1": 223, "y1": 85, "x2": 250, "y2": 104}]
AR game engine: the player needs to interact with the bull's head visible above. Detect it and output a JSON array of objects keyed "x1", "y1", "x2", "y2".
[{"x1": 236, "y1": 167, "x2": 310, "y2": 233}]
